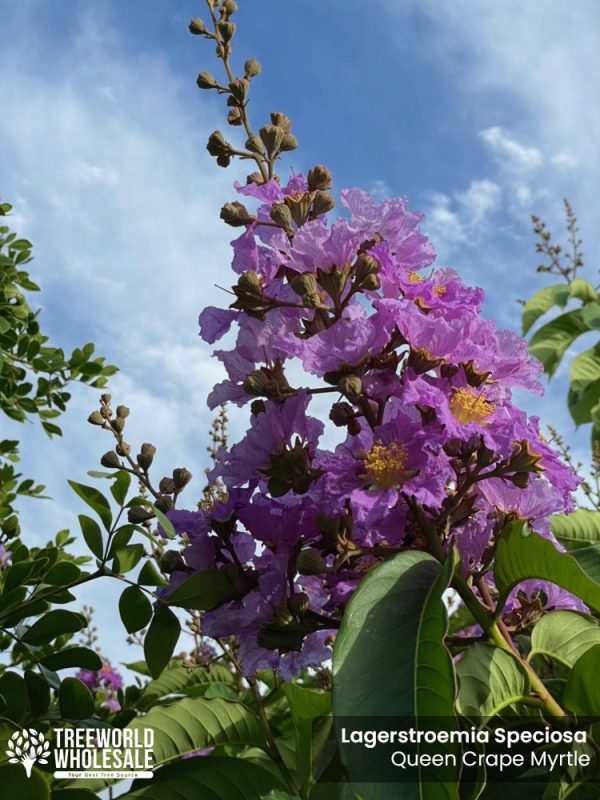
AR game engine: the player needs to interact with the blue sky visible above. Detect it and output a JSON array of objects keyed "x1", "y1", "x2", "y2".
[{"x1": 1, "y1": 0, "x2": 598, "y2": 668}]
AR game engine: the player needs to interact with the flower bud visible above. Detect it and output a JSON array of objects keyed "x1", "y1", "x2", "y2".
[
  {"x1": 197, "y1": 71, "x2": 219, "y2": 90},
  {"x1": 307, "y1": 165, "x2": 333, "y2": 192},
  {"x1": 206, "y1": 130, "x2": 230, "y2": 157},
  {"x1": 288, "y1": 592, "x2": 309, "y2": 617},
  {"x1": 244, "y1": 58, "x2": 261, "y2": 78},
  {"x1": 116, "y1": 441, "x2": 131, "y2": 457},
  {"x1": 354, "y1": 253, "x2": 380, "y2": 283},
  {"x1": 110, "y1": 417, "x2": 125, "y2": 433},
  {"x1": 338, "y1": 375, "x2": 362, "y2": 402},
  {"x1": 270, "y1": 111, "x2": 292, "y2": 132},
  {"x1": 159, "y1": 477, "x2": 176, "y2": 494},
  {"x1": 128, "y1": 506, "x2": 154, "y2": 524},
  {"x1": 280, "y1": 133, "x2": 299, "y2": 152},
  {"x1": 220, "y1": 201, "x2": 254, "y2": 227},
  {"x1": 217, "y1": 21, "x2": 236, "y2": 42},
  {"x1": 101, "y1": 393, "x2": 112, "y2": 404},
  {"x1": 274, "y1": 604, "x2": 294, "y2": 626},
  {"x1": 296, "y1": 548, "x2": 328, "y2": 576},
  {"x1": 330, "y1": 401, "x2": 355, "y2": 427},
  {"x1": 291, "y1": 273, "x2": 321, "y2": 307},
  {"x1": 88, "y1": 411, "x2": 105, "y2": 426},
  {"x1": 137, "y1": 443, "x2": 156, "y2": 471},
  {"x1": 260, "y1": 124, "x2": 285, "y2": 155},
  {"x1": 311, "y1": 191, "x2": 336, "y2": 217},
  {"x1": 251, "y1": 400, "x2": 266, "y2": 416},
  {"x1": 227, "y1": 108, "x2": 243, "y2": 126},
  {"x1": 100, "y1": 450, "x2": 121, "y2": 469},
  {"x1": 270, "y1": 203, "x2": 293, "y2": 232},
  {"x1": 216, "y1": 155, "x2": 231, "y2": 168},
  {"x1": 228, "y1": 78, "x2": 248, "y2": 104},
  {"x1": 188, "y1": 18, "x2": 207, "y2": 35},
  {"x1": 159, "y1": 550, "x2": 186, "y2": 573},
  {"x1": 245, "y1": 135, "x2": 264, "y2": 155},
  {"x1": 223, "y1": 0, "x2": 238, "y2": 14},
  {"x1": 116, "y1": 405, "x2": 130, "y2": 418},
  {"x1": 172, "y1": 468, "x2": 193, "y2": 490},
  {"x1": 155, "y1": 495, "x2": 173, "y2": 513}
]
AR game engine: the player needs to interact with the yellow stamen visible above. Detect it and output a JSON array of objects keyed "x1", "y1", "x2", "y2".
[
  {"x1": 449, "y1": 388, "x2": 495, "y2": 425},
  {"x1": 363, "y1": 440, "x2": 409, "y2": 489},
  {"x1": 434, "y1": 284, "x2": 446, "y2": 297},
  {"x1": 407, "y1": 271, "x2": 423, "y2": 283}
]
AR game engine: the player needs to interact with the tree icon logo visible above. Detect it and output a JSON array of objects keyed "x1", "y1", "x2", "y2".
[{"x1": 5, "y1": 729, "x2": 51, "y2": 777}]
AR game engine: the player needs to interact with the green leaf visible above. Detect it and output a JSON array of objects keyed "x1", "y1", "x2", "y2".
[
  {"x1": 119, "y1": 756, "x2": 287, "y2": 799},
  {"x1": 282, "y1": 682, "x2": 331, "y2": 791},
  {"x1": 456, "y1": 643, "x2": 530, "y2": 719},
  {"x1": 166, "y1": 569, "x2": 236, "y2": 610},
  {"x1": 110, "y1": 470, "x2": 131, "y2": 506},
  {"x1": 0, "y1": 763, "x2": 49, "y2": 799},
  {"x1": 22, "y1": 610, "x2": 87, "y2": 645},
  {"x1": 522, "y1": 284, "x2": 571, "y2": 335},
  {"x1": 568, "y1": 379, "x2": 600, "y2": 426},
  {"x1": 528, "y1": 309, "x2": 587, "y2": 377},
  {"x1": 551, "y1": 510, "x2": 600, "y2": 550},
  {"x1": 25, "y1": 669, "x2": 51, "y2": 716},
  {"x1": 136, "y1": 663, "x2": 233, "y2": 710},
  {"x1": 128, "y1": 696, "x2": 267, "y2": 766},
  {"x1": 119, "y1": 586, "x2": 153, "y2": 633},
  {"x1": 59, "y1": 676, "x2": 95, "y2": 719},
  {"x1": 494, "y1": 521, "x2": 600, "y2": 612},
  {"x1": 79, "y1": 515, "x2": 104, "y2": 559},
  {"x1": 44, "y1": 560, "x2": 81, "y2": 585},
  {"x1": 529, "y1": 611, "x2": 600, "y2": 668},
  {"x1": 69, "y1": 481, "x2": 112, "y2": 530},
  {"x1": 570, "y1": 278, "x2": 598, "y2": 304},
  {"x1": 41, "y1": 646, "x2": 103, "y2": 671},
  {"x1": 113, "y1": 543, "x2": 145, "y2": 573},
  {"x1": 332, "y1": 549, "x2": 458, "y2": 795},
  {"x1": 564, "y1": 644, "x2": 600, "y2": 715},
  {"x1": 569, "y1": 544, "x2": 600, "y2": 582},
  {"x1": 138, "y1": 560, "x2": 168, "y2": 586},
  {"x1": 0, "y1": 672, "x2": 28, "y2": 721},
  {"x1": 144, "y1": 605, "x2": 181, "y2": 679},
  {"x1": 569, "y1": 344, "x2": 600, "y2": 393},
  {"x1": 581, "y1": 301, "x2": 600, "y2": 330}
]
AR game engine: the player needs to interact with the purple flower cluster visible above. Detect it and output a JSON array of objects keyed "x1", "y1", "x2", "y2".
[
  {"x1": 77, "y1": 662, "x2": 123, "y2": 712},
  {"x1": 171, "y1": 176, "x2": 578, "y2": 677}
]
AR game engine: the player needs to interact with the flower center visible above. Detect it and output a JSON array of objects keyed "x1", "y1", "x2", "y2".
[
  {"x1": 449, "y1": 388, "x2": 495, "y2": 425},
  {"x1": 407, "y1": 270, "x2": 423, "y2": 283},
  {"x1": 363, "y1": 440, "x2": 409, "y2": 489},
  {"x1": 433, "y1": 284, "x2": 446, "y2": 297}
]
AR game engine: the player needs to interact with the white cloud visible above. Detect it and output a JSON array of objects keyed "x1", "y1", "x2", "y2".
[
  {"x1": 479, "y1": 126, "x2": 543, "y2": 171},
  {"x1": 455, "y1": 178, "x2": 501, "y2": 225},
  {"x1": 369, "y1": 179, "x2": 393, "y2": 201}
]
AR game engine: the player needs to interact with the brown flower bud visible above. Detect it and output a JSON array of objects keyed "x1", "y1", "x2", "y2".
[
  {"x1": 217, "y1": 21, "x2": 236, "y2": 41},
  {"x1": 223, "y1": 0, "x2": 238, "y2": 14},
  {"x1": 228, "y1": 78, "x2": 248, "y2": 104},
  {"x1": 116, "y1": 441, "x2": 131, "y2": 457},
  {"x1": 110, "y1": 417, "x2": 125, "y2": 434},
  {"x1": 250, "y1": 399, "x2": 266, "y2": 416},
  {"x1": 296, "y1": 548, "x2": 328, "y2": 576},
  {"x1": 307, "y1": 165, "x2": 333, "y2": 192},
  {"x1": 330, "y1": 401, "x2": 356, "y2": 427},
  {"x1": 188, "y1": 18, "x2": 207, "y2": 35},
  {"x1": 290, "y1": 273, "x2": 321, "y2": 307},
  {"x1": 206, "y1": 130, "x2": 230, "y2": 157},
  {"x1": 128, "y1": 506, "x2": 154, "y2": 524},
  {"x1": 88, "y1": 411, "x2": 105, "y2": 426},
  {"x1": 220, "y1": 201, "x2": 255, "y2": 227},
  {"x1": 311, "y1": 191, "x2": 336, "y2": 217},
  {"x1": 216, "y1": 155, "x2": 231, "y2": 168},
  {"x1": 245, "y1": 135, "x2": 264, "y2": 155},
  {"x1": 288, "y1": 592, "x2": 309, "y2": 617},
  {"x1": 280, "y1": 133, "x2": 299, "y2": 152},
  {"x1": 159, "y1": 550, "x2": 187, "y2": 573},
  {"x1": 159, "y1": 477, "x2": 176, "y2": 494},
  {"x1": 173, "y1": 468, "x2": 193, "y2": 490},
  {"x1": 227, "y1": 107, "x2": 243, "y2": 126},
  {"x1": 270, "y1": 111, "x2": 292, "y2": 132},
  {"x1": 155, "y1": 495, "x2": 173, "y2": 513},
  {"x1": 100, "y1": 450, "x2": 121, "y2": 469},
  {"x1": 116, "y1": 405, "x2": 130, "y2": 418},
  {"x1": 101, "y1": 393, "x2": 112, "y2": 404},
  {"x1": 338, "y1": 375, "x2": 362, "y2": 402},
  {"x1": 259, "y1": 124, "x2": 285, "y2": 155},
  {"x1": 197, "y1": 71, "x2": 218, "y2": 90},
  {"x1": 244, "y1": 58, "x2": 261, "y2": 77},
  {"x1": 270, "y1": 203, "x2": 293, "y2": 232},
  {"x1": 137, "y1": 443, "x2": 156, "y2": 471},
  {"x1": 354, "y1": 253, "x2": 380, "y2": 283}
]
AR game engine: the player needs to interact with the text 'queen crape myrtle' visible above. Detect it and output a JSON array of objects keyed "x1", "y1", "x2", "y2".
[{"x1": 163, "y1": 166, "x2": 581, "y2": 678}]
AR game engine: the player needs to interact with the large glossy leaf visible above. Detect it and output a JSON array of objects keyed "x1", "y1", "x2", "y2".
[
  {"x1": 332, "y1": 549, "x2": 458, "y2": 798},
  {"x1": 494, "y1": 521, "x2": 600, "y2": 612},
  {"x1": 144, "y1": 605, "x2": 181, "y2": 679},
  {"x1": 564, "y1": 644, "x2": 600, "y2": 715},
  {"x1": 282, "y1": 682, "x2": 331, "y2": 792},
  {"x1": 166, "y1": 569, "x2": 236, "y2": 611},
  {"x1": 528, "y1": 309, "x2": 587, "y2": 377},
  {"x1": 529, "y1": 611, "x2": 600, "y2": 668},
  {"x1": 136, "y1": 664, "x2": 234, "y2": 710},
  {"x1": 68, "y1": 481, "x2": 112, "y2": 530},
  {"x1": 521, "y1": 284, "x2": 570, "y2": 335},
  {"x1": 551, "y1": 510, "x2": 600, "y2": 550},
  {"x1": 456, "y1": 644, "x2": 530, "y2": 719},
  {"x1": 128, "y1": 697, "x2": 267, "y2": 766},
  {"x1": 117, "y1": 755, "x2": 288, "y2": 799}
]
